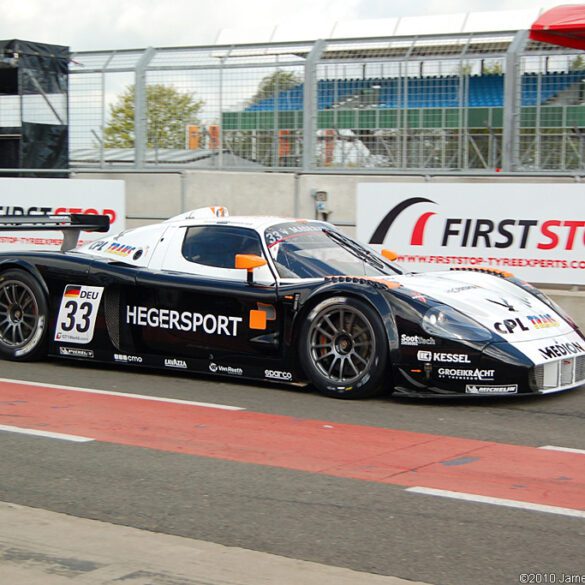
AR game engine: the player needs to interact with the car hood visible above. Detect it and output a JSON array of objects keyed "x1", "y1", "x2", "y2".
[{"x1": 391, "y1": 270, "x2": 574, "y2": 343}]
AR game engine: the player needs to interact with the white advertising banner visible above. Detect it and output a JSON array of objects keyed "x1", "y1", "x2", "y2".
[
  {"x1": 357, "y1": 182, "x2": 585, "y2": 285},
  {"x1": 0, "y1": 178, "x2": 125, "y2": 251}
]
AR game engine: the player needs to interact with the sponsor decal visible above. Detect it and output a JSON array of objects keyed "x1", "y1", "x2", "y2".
[
  {"x1": 54, "y1": 285, "x2": 104, "y2": 344},
  {"x1": 165, "y1": 358, "x2": 187, "y2": 369},
  {"x1": 265, "y1": 369, "x2": 293, "y2": 381},
  {"x1": 493, "y1": 318, "x2": 529, "y2": 335},
  {"x1": 401, "y1": 289, "x2": 428, "y2": 303},
  {"x1": 266, "y1": 222, "x2": 324, "y2": 247},
  {"x1": 400, "y1": 334, "x2": 436, "y2": 346},
  {"x1": 438, "y1": 368, "x2": 495, "y2": 381},
  {"x1": 114, "y1": 353, "x2": 143, "y2": 364},
  {"x1": 88, "y1": 240, "x2": 108, "y2": 251},
  {"x1": 209, "y1": 362, "x2": 243, "y2": 376},
  {"x1": 106, "y1": 242, "x2": 137, "y2": 257},
  {"x1": 417, "y1": 351, "x2": 471, "y2": 363},
  {"x1": 465, "y1": 384, "x2": 518, "y2": 395},
  {"x1": 446, "y1": 285, "x2": 478, "y2": 294},
  {"x1": 59, "y1": 347, "x2": 94, "y2": 358},
  {"x1": 539, "y1": 341, "x2": 585, "y2": 360},
  {"x1": 527, "y1": 313, "x2": 560, "y2": 329},
  {"x1": 126, "y1": 306, "x2": 242, "y2": 337},
  {"x1": 488, "y1": 298, "x2": 517, "y2": 312},
  {"x1": 494, "y1": 313, "x2": 561, "y2": 335}
]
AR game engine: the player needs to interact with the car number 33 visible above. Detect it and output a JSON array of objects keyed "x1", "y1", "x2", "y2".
[{"x1": 55, "y1": 285, "x2": 104, "y2": 344}]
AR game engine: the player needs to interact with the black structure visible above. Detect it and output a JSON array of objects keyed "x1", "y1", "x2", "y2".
[{"x1": 0, "y1": 39, "x2": 69, "y2": 176}]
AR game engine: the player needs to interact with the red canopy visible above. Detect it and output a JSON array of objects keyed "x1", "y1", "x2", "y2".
[{"x1": 530, "y1": 5, "x2": 585, "y2": 50}]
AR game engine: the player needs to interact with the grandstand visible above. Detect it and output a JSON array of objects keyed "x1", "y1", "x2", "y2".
[
  {"x1": 68, "y1": 6, "x2": 585, "y2": 172},
  {"x1": 244, "y1": 71, "x2": 584, "y2": 112}
]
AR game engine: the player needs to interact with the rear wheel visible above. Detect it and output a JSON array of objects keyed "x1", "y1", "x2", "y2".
[
  {"x1": 0, "y1": 269, "x2": 49, "y2": 361},
  {"x1": 299, "y1": 296, "x2": 389, "y2": 399}
]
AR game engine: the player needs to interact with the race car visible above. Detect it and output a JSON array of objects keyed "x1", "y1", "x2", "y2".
[{"x1": 0, "y1": 206, "x2": 584, "y2": 399}]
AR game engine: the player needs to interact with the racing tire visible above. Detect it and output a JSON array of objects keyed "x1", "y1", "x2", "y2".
[
  {"x1": 0, "y1": 269, "x2": 49, "y2": 361},
  {"x1": 299, "y1": 296, "x2": 389, "y2": 399}
]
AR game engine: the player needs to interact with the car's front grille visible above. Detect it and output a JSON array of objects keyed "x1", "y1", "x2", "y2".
[
  {"x1": 533, "y1": 355, "x2": 585, "y2": 393},
  {"x1": 576, "y1": 355, "x2": 585, "y2": 382}
]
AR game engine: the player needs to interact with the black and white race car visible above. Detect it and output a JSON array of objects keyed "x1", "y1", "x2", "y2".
[{"x1": 0, "y1": 207, "x2": 584, "y2": 399}]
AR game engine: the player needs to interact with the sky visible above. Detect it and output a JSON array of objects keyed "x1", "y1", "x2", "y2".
[{"x1": 0, "y1": 0, "x2": 566, "y2": 52}]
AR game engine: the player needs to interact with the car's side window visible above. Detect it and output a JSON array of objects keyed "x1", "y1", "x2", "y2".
[{"x1": 182, "y1": 225, "x2": 263, "y2": 269}]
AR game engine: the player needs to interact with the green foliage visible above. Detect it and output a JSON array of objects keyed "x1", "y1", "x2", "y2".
[
  {"x1": 483, "y1": 61, "x2": 503, "y2": 75},
  {"x1": 570, "y1": 55, "x2": 585, "y2": 71},
  {"x1": 459, "y1": 62, "x2": 474, "y2": 76},
  {"x1": 103, "y1": 84, "x2": 204, "y2": 149},
  {"x1": 251, "y1": 70, "x2": 302, "y2": 103}
]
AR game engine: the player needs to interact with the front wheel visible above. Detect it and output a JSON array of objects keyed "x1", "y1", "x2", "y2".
[
  {"x1": 0, "y1": 269, "x2": 49, "y2": 361},
  {"x1": 299, "y1": 296, "x2": 389, "y2": 399}
]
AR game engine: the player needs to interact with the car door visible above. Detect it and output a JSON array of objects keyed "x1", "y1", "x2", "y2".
[{"x1": 121, "y1": 224, "x2": 282, "y2": 369}]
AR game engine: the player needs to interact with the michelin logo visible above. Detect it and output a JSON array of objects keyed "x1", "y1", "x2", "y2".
[{"x1": 466, "y1": 385, "x2": 518, "y2": 395}]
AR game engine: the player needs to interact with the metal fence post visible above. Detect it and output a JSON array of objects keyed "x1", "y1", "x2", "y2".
[
  {"x1": 134, "y1": 47, "x2": 156, "y2": 169},
  {"x1": 502, "y1": 30, "x2": 528, "y2": 172},
  {"x1": 302, "y1": 39, "x2": 325, "y2": 172}
]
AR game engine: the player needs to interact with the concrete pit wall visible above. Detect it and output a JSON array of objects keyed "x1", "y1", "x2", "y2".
[{"x1": 74, "y1": 170, "x2": 585, "y2": 329}]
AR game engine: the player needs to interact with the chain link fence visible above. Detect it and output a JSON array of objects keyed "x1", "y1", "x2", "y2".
[{"x1": 69, "y1": 31, "x2": 585, "y2": 173}]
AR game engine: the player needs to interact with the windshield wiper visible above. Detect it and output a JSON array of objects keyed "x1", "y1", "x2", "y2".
[{"x1": 322, "y1": 228, "x2": 389, "y2": 272}]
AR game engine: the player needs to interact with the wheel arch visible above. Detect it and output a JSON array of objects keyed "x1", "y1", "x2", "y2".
[
  {"x1": 290, "y1": 282, "x2": 399, "y2": 377},
  {"x1": 0, "y1": 259, "x2": 49, "y2": 298}
]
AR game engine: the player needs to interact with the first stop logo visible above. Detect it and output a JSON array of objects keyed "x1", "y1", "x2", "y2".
[
  {"x1": 369, "y1": 198, "x2": 585, "y2": 251},
  {"x1": 0, "y1": 206, "x2": 118, "y2": 225}
]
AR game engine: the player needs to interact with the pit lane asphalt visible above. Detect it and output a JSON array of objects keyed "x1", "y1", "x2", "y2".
[{"x1": 1, "y1": 359, "x2": 584, "y2": 585}]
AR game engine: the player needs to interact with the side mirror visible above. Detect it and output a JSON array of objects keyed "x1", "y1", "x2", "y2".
[
  {"x1": 235, "y1": 254, "x2": 267, "y2": 284},
  {"x1": 381, "y1": 248, "x2": 399, "y2": 262}
]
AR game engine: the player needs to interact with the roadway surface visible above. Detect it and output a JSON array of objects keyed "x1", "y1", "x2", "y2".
[{"x1": 1, "y1": 359, "x2": 584, "y2": 585}]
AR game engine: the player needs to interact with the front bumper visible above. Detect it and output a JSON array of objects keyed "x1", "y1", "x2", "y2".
[{"x1": 531, "y1": 354, "x2": 585, "y2": 394}]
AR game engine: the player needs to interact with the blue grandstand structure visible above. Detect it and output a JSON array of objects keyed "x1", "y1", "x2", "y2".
[{"x1": 245, "y1": 71, "x2": 585, "y2": 112}]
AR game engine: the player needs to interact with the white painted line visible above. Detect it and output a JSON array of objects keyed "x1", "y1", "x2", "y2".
[
  {"x1": 0, "y1": 424, "x2": 94, "y2": 443},
  {"x1": 406, "y1": 487, "x2": 585, "y2": 519},
  {"x1": 0, "y1": 377, "x2": 245, "y2": 411},
  {"x1": 539, "y1": 445, "x2": 585, "y2": 455}
]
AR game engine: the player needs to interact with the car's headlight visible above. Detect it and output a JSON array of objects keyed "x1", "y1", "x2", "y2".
[{"x1": 422, "y1": 305, "x2": 493, "y2": 342}]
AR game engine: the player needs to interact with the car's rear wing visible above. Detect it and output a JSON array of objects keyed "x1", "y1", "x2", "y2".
[{"x1": 0, "y1": 214, "x2": 110, "y2": 251}]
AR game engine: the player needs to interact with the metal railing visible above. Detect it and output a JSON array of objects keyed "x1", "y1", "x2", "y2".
[{"x1": 66, "y1": 31, "x2": 585, "y2": 173}]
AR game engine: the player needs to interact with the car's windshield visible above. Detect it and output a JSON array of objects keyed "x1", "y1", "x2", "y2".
[{"x1": 264, "y1": 221, "x2": 402, "y2": 279}]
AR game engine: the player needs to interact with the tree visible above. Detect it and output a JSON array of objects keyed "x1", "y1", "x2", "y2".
[
  {"x1": 570, "y1": 55, "x2": 585, "y2": 71},
  {"x1": 104, "y1": 84, "x2": 204, "y2": 149},
  {"x1": 251, "y1": 70, "x2": 302, "y2": 103},
  {"x1": 482, "y1": 61, "x2": 503, "y2": 75}
]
